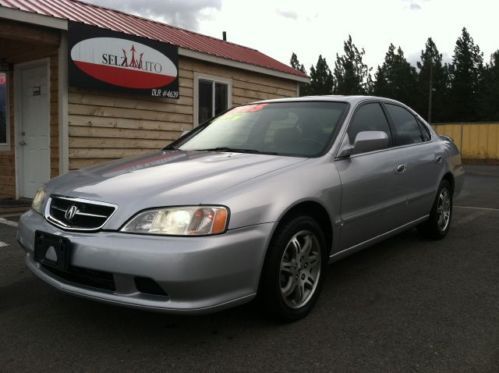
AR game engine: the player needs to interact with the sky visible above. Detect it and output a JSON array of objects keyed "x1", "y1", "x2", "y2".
[{"x1": 81, "y1": 0, "x2": 499, "y2": 73}]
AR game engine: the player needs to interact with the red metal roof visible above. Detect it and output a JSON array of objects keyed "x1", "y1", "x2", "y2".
[{"x1": 0, "y1": 0, "x2": 307, "y2": 80}]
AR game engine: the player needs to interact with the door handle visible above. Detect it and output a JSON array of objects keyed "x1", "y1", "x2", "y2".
[
  {"x1": 19, "y1": 140, "x2": 27, "y2": 146},
  {"x1": 435, "y1": 154, "x2": 443, "y2": 163},
  {"x1": 395, "y1": 164, "x2": 407, "y2": 174}
]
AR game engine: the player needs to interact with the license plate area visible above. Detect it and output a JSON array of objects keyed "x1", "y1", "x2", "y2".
[{"x1": 34, "y1": 231, "x2": 72, "y2": 271}]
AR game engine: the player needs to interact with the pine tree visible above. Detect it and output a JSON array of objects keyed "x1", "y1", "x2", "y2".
[
  {"x1": 478, "y1": 50, "x2": 499, "y2": 120},
  {"x1": 290, "y1": 52, "x2": 309, "y2": 96},
  {"x1": 373, "y1": 44, "x2": 418, "y2": 107},
  {"x1": 308, "y1": 55, "x2": 334, "y2": 95},
  {"x1": 449, "y1": 27, "x2": 484, "y2": 121},
  {"x1": 416, "y1": 38, "x2": 450, "y2": 122},
  {"x1": 290, "y1": 52, "x2": 305, "y2": 73},
  {"x1": 333, "y1": 35, "x2": 372, "y2": 95}
]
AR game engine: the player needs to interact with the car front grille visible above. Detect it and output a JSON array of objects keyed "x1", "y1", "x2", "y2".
[{"x1": 46, "y1": 196, "x2": 116, "y2": 231}]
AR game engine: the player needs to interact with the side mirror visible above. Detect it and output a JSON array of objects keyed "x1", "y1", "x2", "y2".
[{"x1": 338, "y1": 131, "x2": 389, "y2": 158}]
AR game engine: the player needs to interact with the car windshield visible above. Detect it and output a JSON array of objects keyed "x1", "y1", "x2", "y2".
[{"x1": 176, "y1": 101, "x2": 349, "y2": 157}]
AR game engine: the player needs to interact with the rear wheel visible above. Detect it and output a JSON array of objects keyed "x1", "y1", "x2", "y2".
[
  {"x1": 260, "y1": 216, "x2": 327, "y2": 322},
  {"x1": 418, "y1": 179, "x2": 453, "y2": 239}
]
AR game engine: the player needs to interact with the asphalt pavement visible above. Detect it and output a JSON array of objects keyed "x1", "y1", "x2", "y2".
[{"x1": 1, "y1": 165, "x2": 498, "y2": 372}]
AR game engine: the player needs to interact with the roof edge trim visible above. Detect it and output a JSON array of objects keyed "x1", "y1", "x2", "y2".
[
  {"x1": 179, "y1": 48, "x2": 310, "y2": 84},
  {"x1": 0, "y1": 6, "x2": 68, "y2": 30},
  {"x1": 0, "y1": 6, "x2": 309, "y2": 84}
]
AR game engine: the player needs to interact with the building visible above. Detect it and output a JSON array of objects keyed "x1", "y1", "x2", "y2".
[{"x1": 0, "y1": 0, "x2": 308, "y2": 199}]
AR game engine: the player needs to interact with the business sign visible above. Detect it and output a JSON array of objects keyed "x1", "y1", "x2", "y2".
[{"x1": 68, "y1": 22, "x2": 179, "y2": 98}]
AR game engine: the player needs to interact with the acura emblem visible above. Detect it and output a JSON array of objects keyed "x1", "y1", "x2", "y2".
[{"x1": 64, "y1": 205, "x2": 79, "y2": 222}]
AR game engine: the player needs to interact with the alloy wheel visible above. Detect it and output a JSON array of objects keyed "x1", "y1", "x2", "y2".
[
  {"x1": 436, "y1": 188, "x2": 451, "y2": 231},
  {"x1": 279, "y1": 230, "x2": 322, "y2": 309}
]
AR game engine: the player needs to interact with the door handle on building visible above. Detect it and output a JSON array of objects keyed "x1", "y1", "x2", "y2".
[{"x1": 19, "y1": 140, "x2": 27, "y2": 146}]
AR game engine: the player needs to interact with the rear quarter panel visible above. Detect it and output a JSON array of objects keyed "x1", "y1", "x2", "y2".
[{"x1": 442, "y1": 138, "x2": 465, "y2": 196}]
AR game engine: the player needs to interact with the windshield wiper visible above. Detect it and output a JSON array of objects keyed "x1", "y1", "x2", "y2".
[
  {"x1": 195, "y1": 147, "x2": 278, "y2": 155},
  {"x1": 163, "y1": 144, "x2": 177, "y2": 150}
]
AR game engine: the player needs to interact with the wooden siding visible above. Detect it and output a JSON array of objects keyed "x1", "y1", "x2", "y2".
[
  {"x1": 0, "y1": 19, "x2": 60, "y2": 48},
  {"x1": 68, "y1": 56, "x2": 298, "y2": 169},
  {"x1": 0, "y1": 76, "x2": 15, "y2": 197}
]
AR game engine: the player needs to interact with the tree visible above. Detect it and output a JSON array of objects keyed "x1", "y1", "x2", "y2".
[
  {"x1": 478, "y1": 50, "x2": 499, "y2": 120},
  {"x1": 308, "y1": 55, "x2": 334, "y2": 95},
  {"x1": 290, "y1": 52, "x2": 305, "y2": 73},
  {"x1": 373, "y1": 44, "x2": 418, "y2": 107},
  {"x1": 416, "y1": 37, "x2": 450, "y2": 122},
  {"x1": 290, "y1": 52, "x2": 309, "y2": 96},
  {"x1": 449, "y1": 27, "x2": 484, "y2": 122},
  {"x1": 333, "y1": 35, "x2": 372, "y2": 95}
]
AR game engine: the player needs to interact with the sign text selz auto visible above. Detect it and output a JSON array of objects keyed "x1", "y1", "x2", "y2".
[{"x1": 68, "y1": 22, "x2": 179, "y2": 98}]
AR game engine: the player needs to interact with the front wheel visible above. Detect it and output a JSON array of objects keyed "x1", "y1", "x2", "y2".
[
  {"x1": 259, "y1": 216, "x2": 327, "y2": 322},
  {"x1": 418, "y1": 179, "x2": 453, "y2": 239}
]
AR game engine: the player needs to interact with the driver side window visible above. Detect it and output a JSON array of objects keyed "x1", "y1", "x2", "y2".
[{"x1": 347, "y1": 103, "x2": 392, "y2": 150}]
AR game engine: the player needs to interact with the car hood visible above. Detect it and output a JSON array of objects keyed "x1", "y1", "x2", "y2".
[{"x1": 47, "y1": 150, "x2": 306, "y2": 209}]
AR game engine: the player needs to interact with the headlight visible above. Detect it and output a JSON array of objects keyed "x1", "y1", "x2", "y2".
[
  {"x1": 121, "y1": 206, "x2": 229, "y2": 236},
  {"x1": 32, "y1": 188, "x2": 47, "y2": 214}
]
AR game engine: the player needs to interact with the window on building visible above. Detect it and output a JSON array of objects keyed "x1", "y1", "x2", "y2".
[
  {"x1": 197, "y1": 77, "x2": 230, "y2": 125},
  {"x1": 0, "y1": 73, "x2": 7, "y2": 145}
]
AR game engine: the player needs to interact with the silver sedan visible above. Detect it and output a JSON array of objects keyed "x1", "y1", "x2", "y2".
[{"x1": 18, "y1": 96, "x2": 464, "y2": 321}]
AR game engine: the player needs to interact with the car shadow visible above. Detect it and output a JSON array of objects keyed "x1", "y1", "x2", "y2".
[{"x1": 2, "y1": 227, "x2": 426, "y2": 334}]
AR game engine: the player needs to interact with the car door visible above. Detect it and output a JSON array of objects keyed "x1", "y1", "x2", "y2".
[
  {"x1": 336, "y1": 102, "x2": 409, "y2": 251},
  {"x1": 383, "y1": 103, "x2": 443, "y2": 221}
]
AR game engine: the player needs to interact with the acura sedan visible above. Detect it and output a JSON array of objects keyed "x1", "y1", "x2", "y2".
[{"x1": 18, "y1": 96, "x2": 464, "y2": 321}]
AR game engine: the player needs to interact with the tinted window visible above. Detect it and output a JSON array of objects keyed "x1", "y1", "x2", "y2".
[
  {"x1": 417, "y1": 119, "x2": 431, "y2": 141},
  {"x1": 385, "y1": 104, "x2": 424, "y2": 145},
  {"x1": 347, "y1": 103, "x2": 391, "y2": 147}
]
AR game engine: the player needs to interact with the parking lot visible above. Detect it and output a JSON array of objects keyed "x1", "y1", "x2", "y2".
[{"x1": 1, "y1": 165, "x2": 498, "y2": 372}]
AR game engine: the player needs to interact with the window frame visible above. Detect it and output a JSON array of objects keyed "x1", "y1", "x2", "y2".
[
  {"x1": 416, "y1": 118, "x2": 432, "y2": 142},
  {"x1": 382, "y1": 102, "x2": 427, "y2": 146},
  {"x1": 193, "y1": 73, "x2": 232, "y2": 127},
  {"x1": 337, "y1": 100, "x2": 437, "y2": 160},
  {"x1": 343, "y1": 101, "x2": 394, "y2": 155},
  {"x1": 0, "y1": 71, "x2": 10, "y2": 151}
]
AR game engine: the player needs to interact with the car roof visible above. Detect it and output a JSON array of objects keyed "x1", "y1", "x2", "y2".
[{"x1": 257, "y1": 95, "x2": 405, "y2": 106}]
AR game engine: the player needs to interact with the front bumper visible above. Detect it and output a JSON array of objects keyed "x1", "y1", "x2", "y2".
[{"x1": 18, "y1": 210, "x2": 274, "y2": 314}]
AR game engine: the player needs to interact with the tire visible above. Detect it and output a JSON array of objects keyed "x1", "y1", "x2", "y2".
[
  {"x1": 418, "y1": 179, "x2": 453, "y2": 240},
  {"x1": 259, "y1": 215, "x2": 327, "y2": 322}
]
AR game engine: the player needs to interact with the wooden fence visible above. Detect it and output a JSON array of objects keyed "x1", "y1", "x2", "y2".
[{"x1": 433, "y1": 123, "x2": 499, "y2": 161}]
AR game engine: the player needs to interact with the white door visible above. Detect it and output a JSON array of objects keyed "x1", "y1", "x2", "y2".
[{"x1": 16, "y1": 62, "x2": 50, "y2": 198}]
